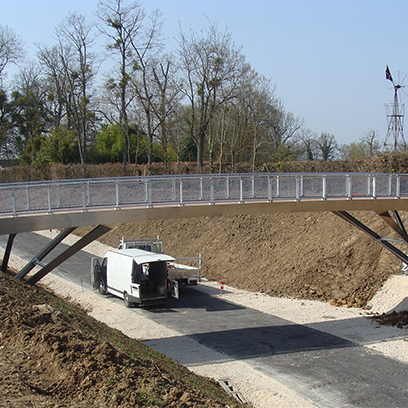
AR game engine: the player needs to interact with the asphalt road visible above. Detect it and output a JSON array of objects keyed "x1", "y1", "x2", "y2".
[{"x1": 2, "y1": 232, "x2": 408, "y2": 408}]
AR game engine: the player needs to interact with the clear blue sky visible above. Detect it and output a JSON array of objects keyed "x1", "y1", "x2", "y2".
[{"x1": 1, "y1": 0, "x2": 408, "y2": 146}]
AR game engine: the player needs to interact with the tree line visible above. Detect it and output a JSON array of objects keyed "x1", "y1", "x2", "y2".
[{"x1": 0, "y1": 0, "x2": 383, "y2": 174}]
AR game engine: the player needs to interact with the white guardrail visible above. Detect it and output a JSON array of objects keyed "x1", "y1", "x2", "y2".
[{"x1": 1, "y1": 172, "x2": 408, "y2": 217}]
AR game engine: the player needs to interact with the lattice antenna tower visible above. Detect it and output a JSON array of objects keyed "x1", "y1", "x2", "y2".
[{"x1": 384, "y1": 66, "x2": 407, "y2": 150}]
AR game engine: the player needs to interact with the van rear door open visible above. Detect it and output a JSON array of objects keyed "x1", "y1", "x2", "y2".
[
  {"x1": 94, "y1": 248, "x2": 176, "y2": 307},
  {"x1": 171, "y1": 279, "x2": 179, "y2": 299}
]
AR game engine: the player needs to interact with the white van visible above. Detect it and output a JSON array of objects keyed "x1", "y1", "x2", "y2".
[{"x1": 91, "y1": 248, "x2": 179, "y2": 307}]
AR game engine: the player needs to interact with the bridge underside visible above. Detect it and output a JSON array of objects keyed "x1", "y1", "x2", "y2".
[
  {"x1": 1, "y1": 197, "x2": 408, "y2": 236},
  {"x1": 1, "y1": 198, "x2": 408, "y2": 284}
]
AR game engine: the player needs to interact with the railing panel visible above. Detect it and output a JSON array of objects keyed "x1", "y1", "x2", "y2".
[
  {"x1": 179, "y1": 177, "x2": 202, "y2": 202},
  {"x1": 150, "y1": 178, "x2": 178, "y2": 203},
  {"x1": 17, "y1": 185, "x2": 51, "y2": 212},
  {"x1": 252, "y1": 176, "x2": 269, "y2": 200},
  {"x1": 117, "y1": 179, "x2": 149, "y2": 205},
  {"x1": 300, "y1": 176, "x2": 324, "y2": 199},
  {"x1": 0, "y1": 188, "x2": 14, "y2": 214},
  {"x1": 325, "y1": 175, "x2": 350, "y2": 198},
  {"x1": 275, "y1": 176, "x2": 297, "y2": 199},
  {"x1": 0, "y1": 173, "x2": 407, "y2": 216},
  {"x1": 373, "y1": 174, "x2": 395, "y2": 197},
  {"x1": 398, "y1": 175, "x2": 408, "y2": 197},
  {"x1": 57, "y1": 182, "x2": 89, "y2": 209}
]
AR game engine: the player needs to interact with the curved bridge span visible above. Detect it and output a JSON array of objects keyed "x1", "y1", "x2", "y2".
[
  {"x1": 1, "y1": 172, "x2": 408, "y2": 283},
  {"x1": 1, "y1": 172, "x2": 408, "y2": 234}
]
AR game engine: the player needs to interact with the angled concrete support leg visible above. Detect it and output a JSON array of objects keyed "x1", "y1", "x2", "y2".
[
  {"x1": 1, "y1": 233, "x2": 16, "y2": 272},
  {"x1": 15, "y1": 227, "x2": 77, "y2": 280},
  {"x1": 376, "y1": 210, "x2": 408, "y2": 245},
  {"x1": 333, "y1": 211, "x2": 408, "y2": 265},
  {"x1": 25, "y1": 225, "x2": 111, "y2": 285}
]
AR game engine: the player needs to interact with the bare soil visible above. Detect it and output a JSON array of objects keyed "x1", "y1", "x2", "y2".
[
  {"x1": 95, "y1": 211, "x2": 403, "y2": 308},
  {"x1": 0, "y1": 271, "x2": 247, "y2": 408}
]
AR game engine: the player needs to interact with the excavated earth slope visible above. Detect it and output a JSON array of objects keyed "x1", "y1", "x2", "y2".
[
  {"x1": 89, "y1": 211, "x2": 404, "y2": 308},
  {"x1": 0, "y1": 272, "x2": 247, "y2": 408}
]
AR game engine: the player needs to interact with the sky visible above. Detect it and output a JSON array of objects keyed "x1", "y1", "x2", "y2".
[{"x1": 1, "y1": 0, "x2": 408, "y2": 146}]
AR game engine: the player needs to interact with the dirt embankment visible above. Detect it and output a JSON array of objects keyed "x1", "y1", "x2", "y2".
[
  {"x1": 0, "y1": 272, "x2": 247, "y2": 408},
  {"x1": 92, "y1": 211, "x2": 403, "y2": 308}
]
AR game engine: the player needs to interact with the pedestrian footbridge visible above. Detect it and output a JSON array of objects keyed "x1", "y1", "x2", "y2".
[{"x1": 1, "y1": 172, "x2": 408, "y2": 284}]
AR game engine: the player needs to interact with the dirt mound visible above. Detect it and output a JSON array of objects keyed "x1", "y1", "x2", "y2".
[
  {"x1": 93, "y1": 211, "x2": 404, "y2": 308},
  {"x1": 371, "y1": 310, "x2": 408, "y2": 328},
  {"x1": 0, "y1": 272, "x2": 247, "y2": 408}
]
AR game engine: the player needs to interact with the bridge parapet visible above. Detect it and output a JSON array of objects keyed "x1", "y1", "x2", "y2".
[{"x1": 0, "y1": 172, "x2": 407, "y2": 217}]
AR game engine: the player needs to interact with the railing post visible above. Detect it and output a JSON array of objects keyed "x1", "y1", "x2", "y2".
[
  {"x1": 199, "y1": 177, "x2": 203, "y2": 200},
  {"x1": 116, "y1": 180, "x2": 120, "y2": 208},
  {"x1": 372, "y1": 175, "x2": 377, "y2": 199},
  {"x1": 147, "y1": 180, "x2": 152, "y2": 207},
  {"x1": 322, "y1": 175, "x2": 327, "y2": 200},
  {"x1": 82, "y1": 183, "x2": 87, "y2": 211},
  {"x1": 47, "y1": 186, "x2": 51, "y2": 213},
  {"x1": 268, "y1": 176, "x2": 272, "y2": 202},
  {"x1": 12, "y1": 188, "x2": 17, "y2": 217},
  {"x1": 210, "y1": 178, "x2": 215, "y2": 204},
  {"x1": 346, "y1": 175, "x2": 352, "y2": 199},
  {"x1": 388, "y1": 174, "x2": 393, "y2": 197},
  {"x1": 172, "y1": 178, "x2": 176, "y2": 201},
  {"x1": 276, "y1": 176, "x2": 280, "y2": 198},
  {"x1": 396, "y1": 174, "x2": 401, "y2": 199},
  {"x1": 239, "y1": 177, "x2": 243, "y2": 203},
  {"x1": 179, "y1": 179, "x2": 184, "y2": 205},
  {"x1": 25, "y1": 186, "x2": 30, "y2": 210},
  {"x1": 251, "y1": 176, "x2": 255, "y2": 198},
  {"x1": 226, "y1": 176, "x2": 230, "y2": 199},
  {"x1": 295, "y1": 176, "x2": 300, "y2": 201},
  {"x1": 56, "y1": 183, "x2": 61, "y2": 207}
]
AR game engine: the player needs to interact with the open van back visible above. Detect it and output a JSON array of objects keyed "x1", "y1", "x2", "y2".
[{"x1": 92, "y1": 248, "x2": 176, "y2": 307}]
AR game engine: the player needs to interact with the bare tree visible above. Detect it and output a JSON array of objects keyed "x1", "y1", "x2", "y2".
[
  {"x1": 269, "y1": 101, "x2": 304, "y2": 162},
  {"x1": 361, "y1": 130, "x2": 381, "y2": 156},
  {"x1": 97, "y1": 0, "x2": 146, "y2": 173},
  {"x1": 53, "y1": 13, "x2": 99, "y2": 167},
  {"x1": 316, "y1": 132, "x2": 338, "y2": 160},
  {"x1": 149, "y1": 56, "x2": 182, "y2": 167},
  {"x1": 126, "y1": 9, "x2": 172, "y2": 167},
  {"x1": 0, "y1": 25, "x2": 24, "y2": 80},
  {"x1": 177, "y1": 20, "x2": 249, "y2": 171},
  {"x1": 38, "y1": 43, "x2": 72, "y2": 129},
  {"x1": 298, "y1": 128, "x2": 318, "y2": 161},
  {"x1": 11, "y1": 64, "x2": 50, "y2": 168}
]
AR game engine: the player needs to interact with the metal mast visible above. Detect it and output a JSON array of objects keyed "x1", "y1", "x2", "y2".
[{"x1": 384, "y1": 66, "x2": 406, "y2": 150}]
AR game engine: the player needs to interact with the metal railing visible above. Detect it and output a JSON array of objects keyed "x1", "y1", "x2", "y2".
[{"x1": 1, "y1": 172, "x2": 407, "y2": 217}]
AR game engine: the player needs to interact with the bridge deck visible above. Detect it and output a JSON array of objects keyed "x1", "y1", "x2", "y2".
[{"x1": 1, "y1": 172, "x2": 408, "y2": 235}]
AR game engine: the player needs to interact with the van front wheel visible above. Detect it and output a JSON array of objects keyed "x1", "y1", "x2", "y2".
[{"x1": 124, "y1": 292, "x2": 133, "y2": 308}]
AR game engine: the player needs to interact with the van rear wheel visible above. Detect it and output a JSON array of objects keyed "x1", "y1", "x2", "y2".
[{"x1": 124, "y1": 292, "x2": 133, "y2": 308}]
